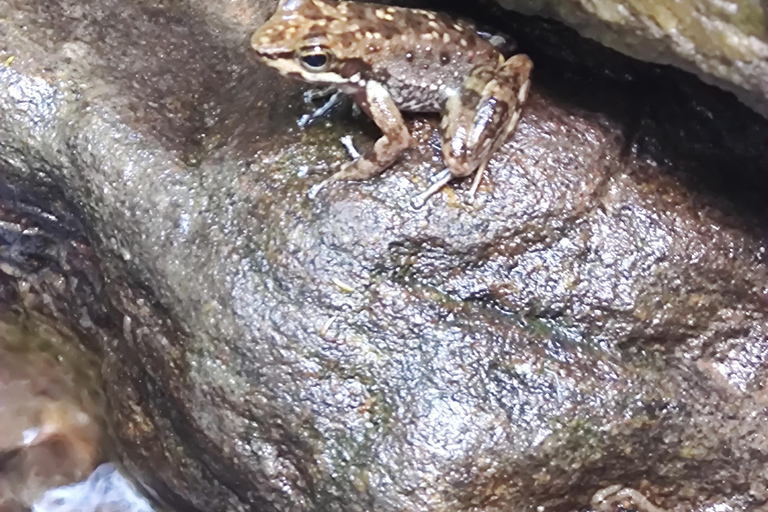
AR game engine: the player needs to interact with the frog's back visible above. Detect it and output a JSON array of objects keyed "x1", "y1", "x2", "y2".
[
  {"x1": 253, "y1": 0, "x2": 502, "y2": 112},
  {"x1": 337, "y1": 2, "x2": 500, "y2": 112}
]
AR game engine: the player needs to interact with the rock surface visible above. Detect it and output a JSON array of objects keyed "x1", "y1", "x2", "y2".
[
  {"x1": 0, "y1": 0, "x2": 767, "y2": 511},
  {"x1": 493, "y1": 0, "x2": 768, "y2": 118}
]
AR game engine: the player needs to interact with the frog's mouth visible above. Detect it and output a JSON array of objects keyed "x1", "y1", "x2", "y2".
[{"x1": 266, "y1": 59, "x2": 351, "y2": 86}]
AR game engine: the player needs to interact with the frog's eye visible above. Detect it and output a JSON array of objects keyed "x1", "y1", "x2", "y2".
[{"x1": 298, "y1": 47, "x2": 333, "y2": 71}]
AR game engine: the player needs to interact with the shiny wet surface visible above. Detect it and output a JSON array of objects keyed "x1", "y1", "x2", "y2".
[{"x1": 0, "y1": 0, "x2": 766, "y2": 510}]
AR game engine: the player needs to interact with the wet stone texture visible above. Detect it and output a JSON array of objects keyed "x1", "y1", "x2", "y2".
[
  {"x1": 493, "y1": 0, "x2": 768, "y2": 118},
  {"x1": 0, "y1": 0, "x2": 767, "y2": 511}
]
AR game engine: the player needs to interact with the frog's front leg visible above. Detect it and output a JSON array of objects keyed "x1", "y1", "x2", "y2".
[
  {"x1": 412, "y1": 54, "x2": 533, "y2": 208},
  {"x1": 308, "y1": 81, "x2": 411, "y2": 199},
  {"x1": 298, "y1": 89, "x2": 344, "y2": 128}
]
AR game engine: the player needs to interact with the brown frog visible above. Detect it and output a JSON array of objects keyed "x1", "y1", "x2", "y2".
[{"x1": 251, "y1": 0, "x2": 532, "y2": 207}]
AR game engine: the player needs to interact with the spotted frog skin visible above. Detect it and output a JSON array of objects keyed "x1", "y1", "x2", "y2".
[{"x1": 251, "y1": 0, "x2": 532, "y2": 207}]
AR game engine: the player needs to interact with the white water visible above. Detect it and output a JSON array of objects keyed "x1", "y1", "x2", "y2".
[{"x1": 32, "y1": 464, "x2": 156, "y2": 512}]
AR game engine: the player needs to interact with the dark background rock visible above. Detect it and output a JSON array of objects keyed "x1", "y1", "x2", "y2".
[
  {"x1": 493, "y1": 0, "x2": 768, "y2": 119},
  {"x1": 0, "y1": 0, "x2": 767, "y2": 511}
]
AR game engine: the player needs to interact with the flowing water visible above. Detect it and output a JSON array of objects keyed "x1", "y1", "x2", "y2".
[{"x1": 0, "y1": 314, "x2": 157, "y2": 512}]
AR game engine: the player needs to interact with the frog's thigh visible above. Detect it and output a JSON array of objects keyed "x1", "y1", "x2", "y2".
[
  {"x1": 441, "y1": 54, "x2": 532, "y2": 179},
  {"x1": 331, "y1": 81, "x2": 412, "y2": 182}
]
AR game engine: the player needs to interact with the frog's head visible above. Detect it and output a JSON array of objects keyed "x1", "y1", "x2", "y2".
[{"x1": 251, "y1": 0, "x2": 355, "y2": 86}]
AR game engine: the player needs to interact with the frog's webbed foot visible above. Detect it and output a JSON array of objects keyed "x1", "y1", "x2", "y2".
[
  {"x1": 411, "y1": 169, "x2": 453, "y2": 209},
  {"x1": 308, "y1": 132, "x2": 408, "y2": 201},
  {"x1": 298, "y1": 90, "x2": 345, "y2": 128}
]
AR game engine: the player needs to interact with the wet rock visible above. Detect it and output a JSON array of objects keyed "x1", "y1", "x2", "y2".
[
  {"x1": 492, "y1": 0, "x2": 768, "y2": 118},
  {"x1": 0, "y1": 0, "x2": 767, "y2": 511}
]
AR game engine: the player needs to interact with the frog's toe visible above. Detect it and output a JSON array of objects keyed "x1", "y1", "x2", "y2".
[
  {"x1": 307, "y1": 181, "x2": 327, "y2": 200},
  {"x1": 411, "y1": 169, "x2": 453, "y2": 209},
  {"x1": 339, "y1": 135, "x2": 362, "y2": 160},
  {"x1": 303, "y1": 86, "x2": 337, "y2": 103},
  {"x1": 466, "y1": 162, "x2": 489, "y2": 203},
  {"x1": 297, "y1": 114, "x2": 313, "y2": 128},
  {"x1": 307, "y1": 163, "x2": 345, "y2": 199},
  {"x1": 410, "y1": 195, "x2": 427, "y2": 209}
]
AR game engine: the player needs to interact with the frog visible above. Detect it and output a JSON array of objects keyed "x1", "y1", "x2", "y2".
[{"x1": 251, "y1": 0, "x2": 532, "y2": 208}]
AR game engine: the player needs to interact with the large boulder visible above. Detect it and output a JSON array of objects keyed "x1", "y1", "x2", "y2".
[
  {"x1": 0, "y1": 0, "x2": 767, "y2": 510},
  {"x1": 494, "y1": 0, "x2": 768, "y2": 118}
]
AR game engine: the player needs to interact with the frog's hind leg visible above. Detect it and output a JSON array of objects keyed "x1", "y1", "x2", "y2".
[
  {"x1": 473, "y1": 54, "x2": 532, "y2": 189},
  {"x1": 413, "y1": 54, "x2": 531, "y2": 208}
]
